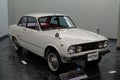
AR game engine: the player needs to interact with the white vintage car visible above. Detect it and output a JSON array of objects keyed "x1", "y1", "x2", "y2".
[{"x1": 9, "y1": 13, "x2": 110, "y2": 71}]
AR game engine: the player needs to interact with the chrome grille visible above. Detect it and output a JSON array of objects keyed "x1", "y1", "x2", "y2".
[{"x1": 77, "y1": 41, "x2": 105, "y2": 52}]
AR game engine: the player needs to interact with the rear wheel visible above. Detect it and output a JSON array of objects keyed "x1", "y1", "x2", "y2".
[
  {"x1": 12, "y1": 37, "x2": 23, "y2": 52},
  {"x1": 47, "y1": 49, "x2": 61, "y2": 72}
]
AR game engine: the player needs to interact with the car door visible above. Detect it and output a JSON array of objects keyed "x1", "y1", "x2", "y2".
[
  {"x1": 21, "y1": 16, "x2": 45, "y2": 57},
  {"x1": 17, "y1": 16, "x2": 28, "y2": 46}
]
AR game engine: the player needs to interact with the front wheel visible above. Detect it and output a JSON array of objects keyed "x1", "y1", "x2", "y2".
[{"x1": 47, "y1": 50, "x2": 61, "y2": 72}]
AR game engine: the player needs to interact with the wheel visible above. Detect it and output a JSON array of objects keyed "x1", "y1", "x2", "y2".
[
  {"x1": 47, "y1": 49, "x2": 61, "y2": 72},
  {"x1": 85, "y1": 56, "x2": 102, "y2": 66},
  {"x1": 12, "y1": 37, "x2": 23, "y2": 52}
]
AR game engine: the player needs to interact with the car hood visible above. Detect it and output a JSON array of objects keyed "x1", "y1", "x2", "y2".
[{"x1": 45, "y1": 28, "x2": 107, "y2": 45}]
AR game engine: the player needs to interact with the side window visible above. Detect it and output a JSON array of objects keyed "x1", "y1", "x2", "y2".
[
  {"x1": 39, "y1": 16, "x2": 60, "y2": 30},
  {"x1": 39, "y1": 17, "x2": 47, "y2": 23},
  {"x1": 27, "y1": 17, "x2": 39, "y2": 30},
  {"x1": 18, "y1": 17, "x2": 27, "y2": 27},
  {"x1": 39, "y1": 17, "x2": 50, "y2": 30}
]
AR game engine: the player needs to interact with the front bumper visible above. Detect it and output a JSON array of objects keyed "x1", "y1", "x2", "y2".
[{"x1": 61, "y1": 49, "x2": 110, "y2": 63}]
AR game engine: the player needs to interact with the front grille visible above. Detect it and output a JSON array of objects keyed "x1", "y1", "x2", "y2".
[{"x1": 77, "y1": 41, "x2": 104, "y2": 52}]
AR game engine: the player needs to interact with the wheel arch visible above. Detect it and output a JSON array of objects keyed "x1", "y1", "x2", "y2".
[
  {"x1": 44, "y1": 45, "x2": 60, "y2": 59},
  {"x1": 9, "y1": 35, "x2": 16, "y2": 41},
  {"x1": 11, "y1": 36, "x2": 16, "y2": 41}
]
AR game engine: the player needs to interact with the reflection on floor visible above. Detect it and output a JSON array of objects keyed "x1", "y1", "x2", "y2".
[{"x1": 0, "y1": 37, "x2": 120, "y2": 80}]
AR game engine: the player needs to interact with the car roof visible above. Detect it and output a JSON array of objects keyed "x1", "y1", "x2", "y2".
[{"x1": 24, "y1": 13, "x2": 67, "y2": 18}]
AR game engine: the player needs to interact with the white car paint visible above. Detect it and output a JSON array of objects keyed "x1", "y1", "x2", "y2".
[{"x1": 9, "y1": 13, "x2": 109, "y2": 63}]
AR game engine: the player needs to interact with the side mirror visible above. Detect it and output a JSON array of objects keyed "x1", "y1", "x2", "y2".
[{"x1": 55, "y1": 33, "x2": 61, "y2": 40}]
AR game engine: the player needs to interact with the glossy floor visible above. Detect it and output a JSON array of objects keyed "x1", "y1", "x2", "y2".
[{"x1": 0, "y1": 38, "x2": 120, "y2": 80}]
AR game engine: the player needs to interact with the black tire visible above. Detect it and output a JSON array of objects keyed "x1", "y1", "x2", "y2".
[
  {"x1": 85, "y1": 56, "x2": 102, "y2": 66},
  {"x1": 12, "y1": 37, "x2": 23, "y2": 53},
  {"x1": 47, "y1": 49, "x2": 62, "y2": 72}
]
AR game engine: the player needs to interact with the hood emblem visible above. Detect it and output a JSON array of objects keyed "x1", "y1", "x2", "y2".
[{"x1": 55, "y1": 33, "x2": 61, "y2": 40}]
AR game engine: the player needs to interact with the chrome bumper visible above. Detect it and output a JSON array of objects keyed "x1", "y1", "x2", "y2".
[{"x1": 61, "y1": 49, "x2": 110, "y2": 63}]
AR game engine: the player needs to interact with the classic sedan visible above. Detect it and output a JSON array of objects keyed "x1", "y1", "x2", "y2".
[{"x1": 9, "y1": 13, "x2": 110, "y2": 72}]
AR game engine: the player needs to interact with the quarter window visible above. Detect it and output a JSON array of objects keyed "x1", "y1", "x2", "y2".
[{"x1": 18, "y1": 17, "x2": 27, "y2": 27}]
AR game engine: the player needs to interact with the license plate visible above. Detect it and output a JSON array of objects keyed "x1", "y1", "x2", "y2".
[{"x1": 87, "y1": 52, "x2": 98, "y2": 61}]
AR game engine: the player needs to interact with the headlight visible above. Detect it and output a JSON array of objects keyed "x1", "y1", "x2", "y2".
[
  {"x1": 98, "y1": 41, "x2": 108, "y2": 49},
  {"x1": 76, "y1": 46, "x2": 82, "y2": 52},
  {"x1": 68, "y1": 45, "x2": 82, "y2": 54},
  {"x1": 68, "y1": 46, "x2": 76, "y2": 54},
  {"x1": 98, "y1": 42, "x2": 104, "y2": 49},
  {"x1": 104, "y1": 41, "x2": 108, "y2": 48}
]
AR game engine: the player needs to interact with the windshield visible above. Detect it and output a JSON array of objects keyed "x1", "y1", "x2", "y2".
[{"x1": 38, "y1": 16, "x2": 76, "y2": 30}]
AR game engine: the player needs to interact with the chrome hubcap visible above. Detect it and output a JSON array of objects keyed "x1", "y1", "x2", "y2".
[{"x1": 48, "y1": 53, "x2": 58, "y2": 71}]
